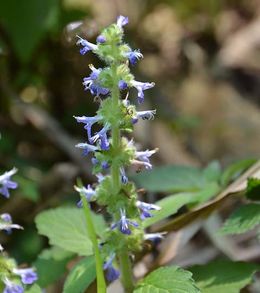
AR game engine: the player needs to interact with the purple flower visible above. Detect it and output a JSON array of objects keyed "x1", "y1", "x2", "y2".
[
  {"x1": 96, "y1": 35, "x2": 106, "y2": 43},
  {"x1": 96, "y1": 173, "x2": 105, "y2": 182},
  {"x1": 131, "y1": 80, "x2": 155, "y2": 104},
  {"x1": 132, "y1": 110, "x2": 156, "y2": 123},
  {"x1": 76, "y1": 36, "x2": 97, "y2": 55},
  {"x1": 75, "y1": 142, "x2": 98, "y2": 156},
  {"x1": 13, "y1": 268, "x2": 38, "y2": 285},
  {"x1": 91, "y1": 157, "x2": 99, "y2": 165},
  {"x1": 3, "y1": 278, "x2": 24, "y2": 293},
  {"x1": 120, "y1": 167, "x2": 128, "y2": 184},
  {"x1": 111, "y1": 209, "x2": 138, "y2": 235},
  {"x1": 75, "y1": 184, "x2": 96, "y2": 207},
  {"x1": 101, "y1": 161, "x2": 109, "y2": 169},
  {"x1": 0, "y1": 213, "x2": 23, "y2": 233},
  {"x1": 135, "y1": 149, "x2": 157, "y2": 170},
  {"x1": 136, "y1": 201, "x2": 161, "y2": 220},
  {"x1": 0, "y1": 168, "x2": 18, "y2": 198},
  {"x1": 116, "y1": 15, "x2": 129, "y2": 29},
  {"x1": 90, "y1": 124, "x2": 110, "y2": 150},
  {"x1": 124, "y1": 49, "x2": 143, "y2": 65},
  {"x1": 74, "y1": 115, "x2": 102, "y2": 142},
  {"x1": 83, "y1": 65, "x2": 109, "y2": 97},
  {"x1": 118, "y1": 80, "x2": 128, "y2": 90},
  {"x1": 144, "y1": 233, "x2": 165, "y2": 243},
  {"x1": 103, "y1": 253, "x2": 120, "y2": 282}
]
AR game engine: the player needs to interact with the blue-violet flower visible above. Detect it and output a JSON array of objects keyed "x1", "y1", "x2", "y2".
[
  {"x1": 0, "y1": 168, "x2": 18, "y2": 198},
  {"x1": 131, "y1": 80, "x2": 155, "y2": 104},
  {"x1": 103, "y1": 253, "x2": 120, "y2": 282},
  {"x1": 13, "y1": 268, "x2": 38, "y2": 285},
  {"x1": 111, "y1": 209, "x2": 138, "y2": 235},
  {"x1": 76, "y1": 36, "x2": 97, "y2": 55}
]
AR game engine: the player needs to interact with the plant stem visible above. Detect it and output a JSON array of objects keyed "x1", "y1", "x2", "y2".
[
  {"x1": 110, "y1": 65, "x2": 134, "y2": 291},
  {"x1": 81, "y1": 195, "x2": 106, "y2": 293},
  {"x1": 119, "y1": 250, "x2": 134, "y2": 293}
]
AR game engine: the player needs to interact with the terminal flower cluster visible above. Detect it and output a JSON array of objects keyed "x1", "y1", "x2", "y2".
[{"x1": 74, "y1": 16, "x2": 164, "y2": 284}]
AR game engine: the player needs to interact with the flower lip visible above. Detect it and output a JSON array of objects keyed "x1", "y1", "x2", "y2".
[
  {"x1": 76, "y1": 35, "x2": 97, "y2": 55},
  {"x1": 75, "y1": 184, "x2": 96, "y2": 207},
  {"x1": 125, "y1": 49, "x2": 143, "y2": 65},
  {"x1": 116, "y1": 15, "x2": 129, "y2": 28},
  {"x1": 111, "y1": 208, "x2": 138, "y2": 235},
  {"x1": 0, "y1": 168, "x2": 18, "y2": 198},
  {"x1": 103, "y1": 253, "x2": 120, "y2": 282},
  {"x1": 13, "y1": 268, "x2": 38, "y2": 285},
  {"x1": 137, "y1": 200, "x2": 161, "y2": 219},
  {"x1": 3, "y1": 278, "x2": 24, "y2": 293},
  {"x1": 131, "y1": 80, "x2": 155, "y2": 104}
]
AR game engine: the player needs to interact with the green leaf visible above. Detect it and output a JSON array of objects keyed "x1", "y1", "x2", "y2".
[
  {"x1": 202, "y1": 161, "x2": 221, "y2": 183},
  {"x1": 245, "y1": 178, "x2": 260, "y2": 201},
  {"x1": 143, "y1": 193, "x2": 194, "y2": 228},
  {"x1": 134, "y1": 266, "x2": 200, "y2": 293},
  {"x1": 34, "y1": 246, "x2": 74, "y2": 287},
  {"x1": 220, "y1": 159, "x2": 257, "y2": 187},
  {"x1": 0, "y1": 0, "x2": 59, "y2": 62},
  {"x1": 143, "y1": 183, "x2": 220, "y2": 229},
  {"x1": 219, "y1": 203, "x2": 260, "y2": 235},
  {"x1": 190, "y1": 260, "x2": 259, "y2": 293},
  {"x1": 25, "y1": 284, "x2": 42, "y2": 293},
  {"x1": 132, "y1": 165, "x2": 205, "y2": 193},
  {"x1": 35, "y1": 207, "x2": 106, "y2": 256},
  {"x1": 63, "y1": 256, "x2": 96, "y2": 293}
]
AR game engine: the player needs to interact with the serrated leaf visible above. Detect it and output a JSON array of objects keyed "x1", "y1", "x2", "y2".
[
  {"x1": 35, "y1": 207, "x2": 106, "y2": 256},
  {"x1": 132, "y1": 165, "x2": 204, "y2": 193},
  {"x1": 134, "y1": 266, "x2": 200, "y2": 293},
  {"x1": 245, "y1": 177, "x2": 260, "y2": 201},
  {"x1": 63, "y1": 256, "x2": 96, "y2": 293},
  {"x1": 219, "y1": 203, "x2": 260, "y2": 235},
  {"x1": 190, "y1": 260, "x2": 259, "y2": 293},
  {"x1": 220, "y1": 159, "x2": 257, "y2": 187},
  {"x1": 34, "y1": 247, "x2": 74, "y2": 287}
]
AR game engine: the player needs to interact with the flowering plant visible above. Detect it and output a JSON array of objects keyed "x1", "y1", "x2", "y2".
[{"x1": 71, "y1": 15, "x2": 198, "y2": 292}]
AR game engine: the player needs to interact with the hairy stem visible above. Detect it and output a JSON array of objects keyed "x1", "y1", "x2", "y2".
[
  {"x1": 119, "y1": 250, "x2": 134, "y2": 293},
  {"x1": 81, "y1": 195, "x2": 106, "y2": 293},
  {"x1": 111, "y1": 64, "x2": 134, "y2": 291}
]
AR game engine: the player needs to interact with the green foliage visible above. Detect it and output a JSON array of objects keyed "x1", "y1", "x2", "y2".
[
  {"x1": 219, "y1": 203, "x2": 260, "y2": 235},
  {"x1": 133, "y1": 165, "x2": 213, "y2": 193},
  {"x1": 0, "y1": 0, "x2": 59, "y2": 62},
  {"x1": 190, "y1": 260, "x2": 259, "y2": 293},
  {"x1": 34, "y1": 246, "x2": 74, "y2": 287},
  {"x1": 134, "y1": 266, "x2": 200, "y2": 293},
  {"x1": 25, "y1": 284, "x2": 42, "y2": 293},
  {"x1": 220, "y1": 159, "x2": 257, "y2": 187},
  {"x1": 143, "y1": 192, "x2": 194, "y2": 228},
  {"x1": 245, "y1": 178, "x2": 260, "y2": 201},
  {"x1": 35, "y1": 206, "x2": 106, "y2": 255},
  {"x1": 63, "y1": 256, "x2": 96, "y2": 293}
]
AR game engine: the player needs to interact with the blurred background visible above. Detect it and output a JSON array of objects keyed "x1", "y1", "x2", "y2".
[{"x1": 0, "y1": 0, "x2": 259, "y2": 290}]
